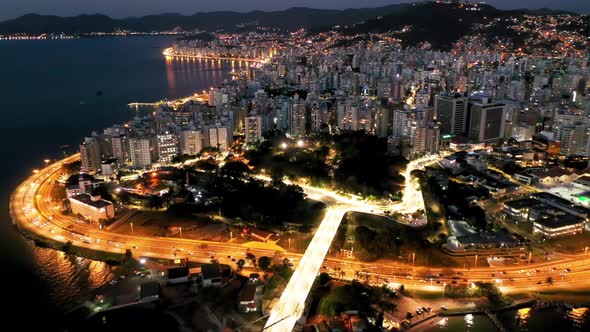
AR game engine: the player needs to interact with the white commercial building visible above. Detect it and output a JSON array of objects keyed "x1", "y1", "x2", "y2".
[{"x1": 69, "y1": 194, "x2": 115, "y2": 222}]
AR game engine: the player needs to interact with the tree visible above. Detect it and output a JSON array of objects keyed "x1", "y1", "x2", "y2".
[
  {"x1": 236, "y1": 259, "x2": 245, "y2": 271},
  {"x1": 319, "y1": 272, "x2": 331, "y2": 286},
  {"x1": 220, "y1": 161, "x2": 251, "y2": 180},
  {"x1": 375, "y1": 312, "x2": 384, "y2": 328},
  {"x1": 258, "y1": 256, "x2": 271, "y2": 271},
  {"x1": 195, "y1": 159, "x2": 218, "y2": 172},
  {"x1": 546, "y1": 276, "x2": 554, "y2": 286},
  {"x1": 146, "y1": 195, "x2": 164, "y2": 210},
  {"x1": 62, "y1": 240, "x2": 73, "y2": 253}
]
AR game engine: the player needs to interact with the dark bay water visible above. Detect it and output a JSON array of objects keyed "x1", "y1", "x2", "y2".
[{"x1": 0, "y1": 36, "x2": 232, "y2": 329}]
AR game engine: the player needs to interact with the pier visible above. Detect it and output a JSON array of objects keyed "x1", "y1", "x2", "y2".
[{"x1": 163, "y1": 53, "x2": 263, "y2": 63}]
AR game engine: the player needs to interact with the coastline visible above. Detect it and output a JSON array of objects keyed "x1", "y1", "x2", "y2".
[{"x1": 8, "y1": 156, "x2": 128, "y2": 265}]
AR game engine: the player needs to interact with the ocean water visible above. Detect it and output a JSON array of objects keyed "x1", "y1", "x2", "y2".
[{"x1": 0, "y1": 36, "x2": 232, "y2": 329}]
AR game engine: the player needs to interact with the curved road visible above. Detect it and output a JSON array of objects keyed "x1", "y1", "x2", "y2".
[{"x1": 10, "y1": 154, "x2": 590, "y2": 332}]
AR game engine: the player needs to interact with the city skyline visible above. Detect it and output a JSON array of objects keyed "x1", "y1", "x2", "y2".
[
  {"x1": 4, "y1": 0, "x2": 590, "y2": 331},
  {"x1": 1, "y1": 0, "x2": 589, "y2": 21}
]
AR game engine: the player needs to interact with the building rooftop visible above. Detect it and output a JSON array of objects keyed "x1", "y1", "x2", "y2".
[
  {"x1": 533, "y1": 192, "x2": 590, "y2": 215},
  {"x1": 70, "y1": 193, "x2": 113, "y2": 209},
  {"x1": 504, "y1": 198, "x2": 541, "y2": 210},
  {"x1": 533, "y1": 213, "x2": 585, "y2": 229},
  {"x1": 531, "y1": 166, "x2": 578, "y2": 179}
]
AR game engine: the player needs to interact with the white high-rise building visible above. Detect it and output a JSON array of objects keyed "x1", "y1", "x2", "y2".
[
  {"x1": 129, "y1": 137, "x2": 151, "y2": 168},
  {"x1": 180, "y1": 130, "x2": 203, "y2": 155},
  {"x1": 245, "y1": 115, "x2": 263, "y2": 144},
  {"x1": 157, "y1": 132, "x2": 179, "y2": 163},
  {"x1": 80, "y1": 137, "x2": 101, "y2": 174},
  {"x1": 206, "y1": 126, "x2": 232, "y2": 151}
]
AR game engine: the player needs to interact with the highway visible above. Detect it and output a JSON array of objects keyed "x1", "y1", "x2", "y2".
[{"x1": 10, "y1": 154, "x2": 590, "y2": 332}]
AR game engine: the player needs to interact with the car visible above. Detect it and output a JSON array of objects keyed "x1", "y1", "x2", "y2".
[
  {"x1": 536, "y1": 281, "x2": 542, "y2": 284},
  {"x1": 440, "y1": 306, "x2": 448, "y2": 310},
  {"x1": 109, "y1": 280, "x2": 118, "y2": 285},
  {"x1": 564, "y1": 268, "x2": 571, "y2": 273}
]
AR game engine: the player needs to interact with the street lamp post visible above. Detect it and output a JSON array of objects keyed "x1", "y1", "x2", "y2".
[
  {"x1": 130, "y1": 222, "x2": 134, "y2": 233},
  {"x1": 288, "y1": 238, "x2": 291, "y2": 252},
  {"x1": 585, "y1": 247, "x2": 589, "y2": 255},
  {"x1": 528, "y1": 252, "x2": 532, "y2": 265},
  {"x1": 179, "y1": 227, "x2": 183, "y2": 238},
  {"x1": 474, "y1": 254, "x2": 478, "y2": 269}
]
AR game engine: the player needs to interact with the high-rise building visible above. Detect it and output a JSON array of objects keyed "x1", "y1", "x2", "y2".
[
  {"x1": 180, "y1": 130, "x2": 203, "y2": 155},
  {"x1": 467, "y1": 97, "x2": 506, "y2": 143},
  {"x1": 129, "y1": 137, "x2": 151, "y2": 168},
  {"x1": 559, "y1": 124, "x2": 590, "y2": 156},
  {"x1": 206, "y1": 126, "x2": 232, "y2": 151},
  {"x1": 434, "y1": 94, "x2": 468, "y2": 136},
  {"x1": 156, "y1": 132, "x2": 179, "y2": 163},
  {"x1": 80, "y1": 137, "x2": 101, "y2": 174},
  {"x1": 289, "y1": 98, "x2": 307, "y2": 137},
  {"x1": 245, "y1": 115, "x2": 263, "y2": 144},
  {"x1": 425, "y1": 122, "x2": 441, "y2": 154}
]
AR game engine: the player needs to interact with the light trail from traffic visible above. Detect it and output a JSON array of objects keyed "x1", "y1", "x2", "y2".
[{"x1": 12, "y1": 153, "x2": 590, "y2": 332}]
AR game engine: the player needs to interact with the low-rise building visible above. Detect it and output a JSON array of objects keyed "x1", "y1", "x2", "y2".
[
  {"x1": 533, "y1": 212, "x2": 585, "y2": 239},
  {"x1": 69, "y1": 193, "x2": 115, "y2": 222},
  {"x1": 201, "y1": 263, "x2": 222, "y2": 287}
]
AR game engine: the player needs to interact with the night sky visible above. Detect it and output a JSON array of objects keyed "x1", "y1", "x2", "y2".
[{"x1": 1, "y1": 0, "x2": 588, "y2": 21}]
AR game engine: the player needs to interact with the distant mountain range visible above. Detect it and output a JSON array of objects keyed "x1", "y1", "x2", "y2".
[
  {"x1": 0, "y1": 5, "x2": 409, "y2": 34},
  {"x1": 0, "y1": 1, "x2": 582, "y2": 50}
]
